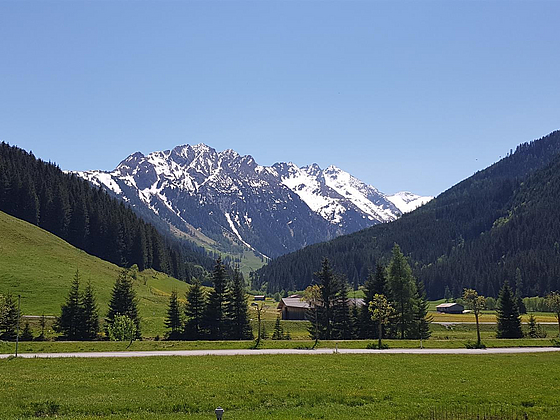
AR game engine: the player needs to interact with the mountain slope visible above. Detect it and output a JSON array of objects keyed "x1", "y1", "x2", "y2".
[
  {"x1": 0, "y1": 210, "x2": 191, "y2": 333},
  {"x1": 254, "y1": 130, "x2": 560, "y2": 298},
  {"x1": 0, "y1": 142, "x2": 215, "y2": 281},
  {"x1": 78, "y1": 144, "x2": 431, "y2": 258}
]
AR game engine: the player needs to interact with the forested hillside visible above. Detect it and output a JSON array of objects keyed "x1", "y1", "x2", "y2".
[
  {"x1": 254, "y1": 131, "x2": 560, "y2": 299},
  {"x1": 0, "y1": 143, "x2": 214, "y2": 281}
]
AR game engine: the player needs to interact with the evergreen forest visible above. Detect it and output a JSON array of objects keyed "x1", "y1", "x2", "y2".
[
  {"x1": 0, "y1": 142, "x2": 215, "y2": 280},
  {"x1": 254, "y1": 130, "x2": 560, "y2": 299}
]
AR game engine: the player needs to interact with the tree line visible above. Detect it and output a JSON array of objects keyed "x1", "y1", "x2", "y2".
[
  {"x1": 254, "y1": 130, "x2": 560, "y2": 299},
  {"x1": 303, "y1": 244, "x2": 432, "y2": 344},
  {"x1": 463, "y1": 283, "x2": 560, "y2": 348},
  {"x1": 164, "y1": 257, "x2": 253, "y2": 340},
  {"x1": 0, "y1": 142, "x2": 214, "y2": 281}
]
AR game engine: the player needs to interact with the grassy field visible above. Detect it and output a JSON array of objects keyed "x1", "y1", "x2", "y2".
[
  {"x1": 0, "y1": 210, "x2": 192, "y2": 336},
  {"x1": 1, "y1": 353, "x2": 560, "y2": 419}
]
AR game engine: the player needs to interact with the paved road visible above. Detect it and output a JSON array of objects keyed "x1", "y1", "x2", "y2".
[{"x1": 2, "y1": 347, "x2": 560, "y2": 359}]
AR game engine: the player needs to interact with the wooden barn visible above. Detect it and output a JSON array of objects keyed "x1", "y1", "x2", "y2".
[{"x1": 436, "y1": 302, "x2": 465, "y2": 314}]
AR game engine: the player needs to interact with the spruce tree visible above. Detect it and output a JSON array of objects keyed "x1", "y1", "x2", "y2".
[
  {"x1": 55, "y1": 270, "x2": 85, "y2": 340},
  {"x1": 165, "y1": 289, "x2": 183, "y2": 340},
  {"x1": 414, "y1": 279, "x2": 432, "y2": 340},
  {"x1": 204, "y1": 257, "x2": 229, "y2": 340},
  {"x1": 387, "y1": 244, "x2": 417, "y2": 339},
  {"x1": 333, "y1": 280, "x2": 353, "y2": 339},
  {"x1": 496, "y1": 281, "x2": 523, "y2": 339},
  {"x1": 226, "y1": 267, "x2": 253, "y2": 340},
  {"x1": 82, "y1": 281, "x2": 99, "y2": 340},
  {"x1": 106, "y1": 268, "x2": 141, "y2": 339},
  {"x1": 315, "y1": 258, "x2": 339, "y2": 340},
  {"x1": 21, "y1": 321, "x2": 34, "y2": 341},
  {"x1": 184, "y1": 279, "x2": 206, "y2": 340},
  {"x1": 0, "y1": 293, "x2": 20, "y2": 341},
  {"x1": 271, "y1": 315, "x2": 284, "y2": 340}
]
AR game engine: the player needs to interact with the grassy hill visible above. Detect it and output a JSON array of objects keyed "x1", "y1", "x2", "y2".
[{"x1": 0, "y1": 210, "x2": 191, "y2": 336}]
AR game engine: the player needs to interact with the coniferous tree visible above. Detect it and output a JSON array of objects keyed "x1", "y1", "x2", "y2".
[
  {"x1": 414, "y1": 279, "x2": 432, "y2": 340},
  {"x1": 526, "y1": 314, "x2": 546, "y2": 338},
  {"x1": 226, "y1": 267, "x2": 252, "y2": 340},
  {"x1": 496, "y1": 281, "x2": 523, "y2": 339},
  {"x1": 184, "y1": 279, "x2": 206, "y2": 340},
  {"x1": 0, "y1": 293, "x2": 20, "y2": 341},
  {"x1": 271, "y1": 315, "x2": 284, "y2": 340},
  {"x1": 82, "y1": 281, "x2": 99, "y2": 340},
  {"x1": 55, "y1": 270, "x2": 85, "y2": 340},
  {"x1": 333, "y1": 279, "x2": 353, "y2": 339},
  {"x1": 387, "y1": 244, "x2": 417, "y2": 339},
  {"x1": 315, "y1": 258, "x2": 339, "y2": 340},
  {"x1": 106, "y1": 268, "x2": 141, "y2": 339},
  {"x1": 204, "y1": 257, "x2": 229, "y2": 340},
  {"x1": 37, "y1": 313, "x2": 47, "y2": 341},
  {"x1": 359, "y1": 264, "x2": 387, "y2": 339},
  {"x1": 165, "y1": 289, "x2": 183, "y2": 340},
  {"x1": 20, "y1": 321, "x2": 34, "y2": 341}
]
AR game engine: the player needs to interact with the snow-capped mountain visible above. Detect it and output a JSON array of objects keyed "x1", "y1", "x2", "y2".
[
  {"x1": 77, "y1": 144, "x2": 432, "y2": 258},
  {"x1": 387, "y1": 191, "x2": 433, "y2": 214}
]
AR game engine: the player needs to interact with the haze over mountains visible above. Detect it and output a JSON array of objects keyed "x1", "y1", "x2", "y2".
[{"x1": 78, "y1": 144, "x2": 431, "y2": 258}]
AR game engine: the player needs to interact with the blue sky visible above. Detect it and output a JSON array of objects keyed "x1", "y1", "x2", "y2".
[{"x1": 1, "y1": 1, "x2": 559, "y2": 197}]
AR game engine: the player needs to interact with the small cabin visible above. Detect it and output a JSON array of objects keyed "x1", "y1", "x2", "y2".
[
  {"x1": 277, "y1": 296, "x2": 309, "y2": 320},
  {"x1": 253, "y1": 295, "x2": 265, "y2": 301},
  {"x1": 436, "y1": 302, "x2": 464, "y2": 314}
]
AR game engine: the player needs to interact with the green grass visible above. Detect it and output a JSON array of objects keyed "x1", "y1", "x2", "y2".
[
  {"x1": 0, "y1": 210, "x2": 191, "y2": 336},
  {"x1": 1, "y1": 353, "x2": 560, "y2": 419}
]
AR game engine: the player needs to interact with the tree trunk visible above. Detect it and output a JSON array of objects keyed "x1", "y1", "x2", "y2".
[{"x1": 475, "y1": 312, "x2": 481, "y2": 346}]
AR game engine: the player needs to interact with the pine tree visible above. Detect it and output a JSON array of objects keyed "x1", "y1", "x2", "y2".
[
  {"x1": 82, "y1": 281, "x2": 99, "y2": 340},
  {"x1": 315, "y1": 258, "x2": 339, "y2": 340},
  {"x1": 165, "y1": 289, "x2": 183, "y2": 340},
  {"x1": 226, "y1": 267, "x2": 253, "y2": 340},
  {"x1": 0, "y1": 293, "x2": 20, "y2": 341},
  {"x1": 184, "y1": 279, "x2": 206, "y2": 340},
  {"x1": 496, "y1": 281, "x2": 523, "y2": 339},
  {"x1": 21, "y1": 321, "x2": 34, "y2": 341},
  {"x1": 527, "y1": 314, "x2": 546, "y2": 338},
  {"x1": 55, "y1": 270, "x2": 85, "y2": 340},
  {"x1": 204, "y1": 257, "x2": 229, "y2": 340},
  {"x1": 333, "y1": 279, "x2": 353, "y2": 339},
  {"x1": 414, "y1": 279, "x2": 432, "y2": 340},
  {"x1": 37, "y1": 313, "x2": 47, "y2": 341},
  {"x1": 387, "y1": 244, "x2": 417, "y2": 339},
  {"x1": 271, "y1": 315, "x2": 284, "y2": 340},
  {"x1": 106, "y1": 268, "x2": 141, "y2": 339}
]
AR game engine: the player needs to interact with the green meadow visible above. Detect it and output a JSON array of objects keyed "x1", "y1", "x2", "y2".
[{"x1": 2, "y1": 353, "x2": 560, "y2": 419}]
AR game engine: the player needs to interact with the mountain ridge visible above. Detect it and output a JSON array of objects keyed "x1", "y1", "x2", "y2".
[
  {"x1": 78, "y1": 143, "x2": 431, "y2": 258},
  {"x1": 253, "y1": 130, "x2": 560, "y2": 298}
]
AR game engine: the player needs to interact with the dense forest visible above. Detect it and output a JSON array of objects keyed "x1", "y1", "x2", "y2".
[
  {"x1": 0, "y1": 142, "x2": 215, "y2": 281},
  {"x1": 254, "y1": 131, "x2": 560, "y2": 299}
]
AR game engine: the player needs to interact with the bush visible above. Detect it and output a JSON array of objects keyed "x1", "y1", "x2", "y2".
[{"x1": 107, "y1": 315, "x2": 137, "y2": 342}]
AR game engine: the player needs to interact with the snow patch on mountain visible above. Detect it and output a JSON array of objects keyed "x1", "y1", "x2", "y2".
[{"x1": 387, "y1": 191, "x2": 433, "y2": 213}]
